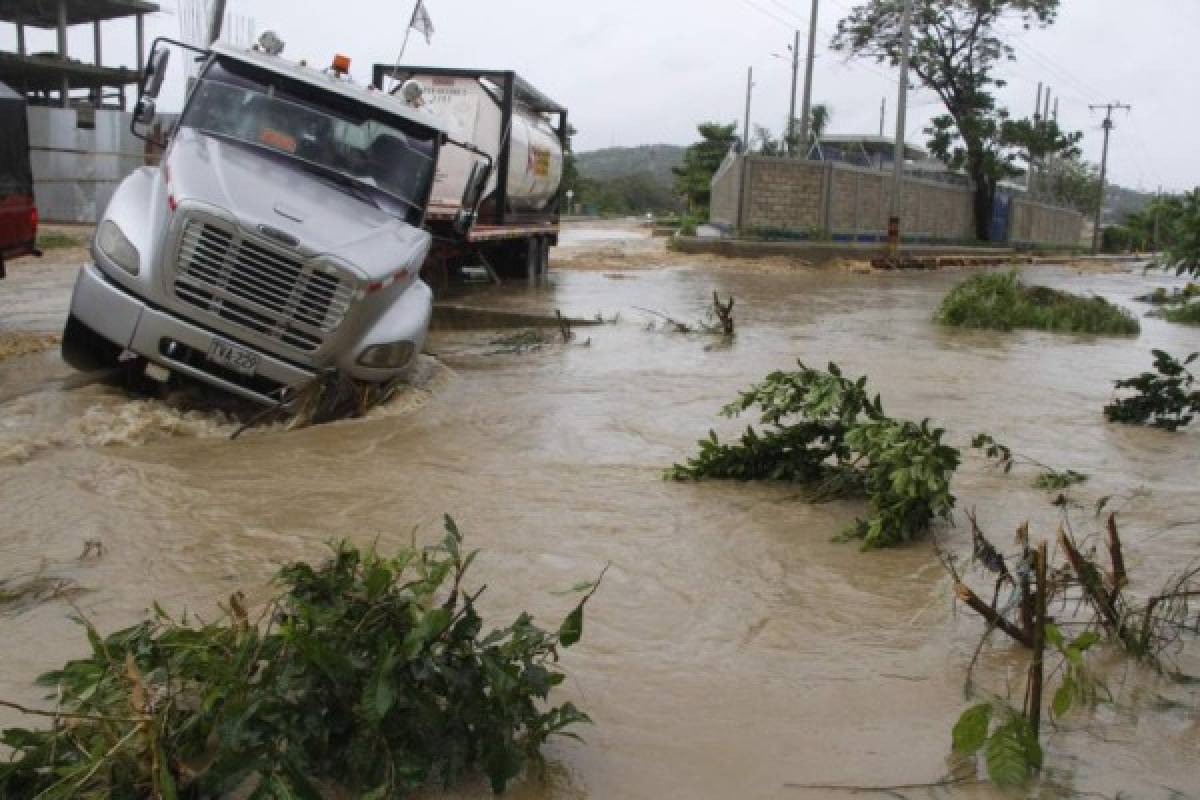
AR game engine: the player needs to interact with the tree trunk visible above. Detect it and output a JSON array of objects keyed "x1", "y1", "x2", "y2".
[{"x1": 969, "y1": 163, "x2": 994, "y2": 242}]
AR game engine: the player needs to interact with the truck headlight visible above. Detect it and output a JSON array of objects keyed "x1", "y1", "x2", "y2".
[
  {"x1": 96, "y1": 220, "x2": 140, "y2": 275},
  {"x1": 357, "y1": 341, "x2": 415, "y2": 369}
]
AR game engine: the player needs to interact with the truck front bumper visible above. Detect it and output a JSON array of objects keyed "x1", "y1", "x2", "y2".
[{"x1": 70, "y1": 262, "x2": 317, "y2": 406}]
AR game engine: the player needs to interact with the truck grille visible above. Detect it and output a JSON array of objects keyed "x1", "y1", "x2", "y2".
[{"x1": 172, "y1": 218, "x2": 356, "y2": 353}]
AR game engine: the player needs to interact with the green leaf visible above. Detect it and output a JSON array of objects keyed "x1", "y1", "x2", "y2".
[
  {"x1": 951, "y1": 703, "x2": 992, "y2": 754},
  {"x1": 401, "y1": 608, "x2": 451, "y2": 659},
  {"x1": 558, "y1": 603, "x2": 584, "y2": 648},
  {"x1": 1052, "y1": 680, "x2": 1073, "y2": 718},
  {"x1": 984, "y1": 714, "x2": 1039, "y2": 787},
  {"x1": 1044, "y1": 623, "x2": 1064, "y2": 649},
  {"x1": 157, "y1": 755, "x2": 179, "y2": 800},
  {"x1": 1070, "y1": 631, "x2": 1101, "y2": 652}
]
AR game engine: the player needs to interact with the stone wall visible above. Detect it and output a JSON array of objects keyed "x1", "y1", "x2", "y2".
[
  {"x1": 741, "y1": 158, "x2": 826, "y2": 231},
  {"x1": 1009, "y1": 197, "x2": 1084, "y2": 246},
  {"x1": 713, "y1": 154, "x2": 1082, "y2": 246}
]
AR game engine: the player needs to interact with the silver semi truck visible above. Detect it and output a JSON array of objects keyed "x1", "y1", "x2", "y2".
[{"x1": 63, "y1": 35, "x2": 491, "y2": 406}]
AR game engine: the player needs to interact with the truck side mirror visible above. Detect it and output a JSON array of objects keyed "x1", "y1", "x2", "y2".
[
  {"x1": 143, "y1": 47, "x2": 171, "y2": 99},
  {"x1": 134, "y1": 97, "x2": 157, "y2": 125},
  {"x1": 454, "y1": 160, "x2": 491, "y2": 235}
]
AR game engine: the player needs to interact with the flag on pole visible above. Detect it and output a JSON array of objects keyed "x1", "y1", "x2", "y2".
[{"x1": 409, "y1": 0, "x2": 434, "y2": 45}]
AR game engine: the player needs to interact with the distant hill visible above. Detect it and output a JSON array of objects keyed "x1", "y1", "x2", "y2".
[
  {"x1": 1104, "y1": 185, "x2": 1158, "y2": 224},
  {"x1": 575, "y1": 144, "x2": 685, "y2": 187}
]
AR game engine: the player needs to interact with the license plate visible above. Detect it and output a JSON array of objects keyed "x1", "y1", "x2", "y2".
[{"x1": 206, "y1": 337, "x2": 259, "y2": 376}]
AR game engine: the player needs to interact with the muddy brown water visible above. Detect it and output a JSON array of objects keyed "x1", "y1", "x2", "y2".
[{"x1": 2, "y1": 226, "x2": 1199, "y2": 798}]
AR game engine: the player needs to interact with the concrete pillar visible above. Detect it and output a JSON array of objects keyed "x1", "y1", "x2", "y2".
[{"x1": 58, "y1": 0, "x2": 69, "y2": 107}]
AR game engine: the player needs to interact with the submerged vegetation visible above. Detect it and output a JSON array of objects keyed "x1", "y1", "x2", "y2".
[
  {"x1": 666, "y1": 362, "x2": 959, "y2": 549},
  {"x1": 934, "y1": 271, "x2": 1140, "y2": 335},
  {"x1": 943, "y1": 514, "x2": 1200, "y2": 786},
  {"x1": 970, "y1": 433, "x2": 1088, "y2": 494},
  {"x1": 1104, "y1": 350, "x2": 1200, "y2": 431},
  {"x1": 0, "y1": 519, "x2": 601, "y2": 798},
  {"x1": 1160, "y1": 302, "x2": 1200, "y2": 326}
]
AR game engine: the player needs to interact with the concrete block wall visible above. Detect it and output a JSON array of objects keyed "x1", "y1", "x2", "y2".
[
  {"x1": 713, "y1": 153, "x2": 1081, "y2": 246},
  {"x1": 1009, "y1": 197, "x2": 1084, "y2": 246},
  {"x1": 820, "y1": 164, "x2": 974, "y2": 240},
  {"x1": 741, "y1": 157, "x2": 826, "y2": 231}
]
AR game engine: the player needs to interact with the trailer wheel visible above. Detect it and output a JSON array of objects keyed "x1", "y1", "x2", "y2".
[
  {"x1": 538, "y1": 236, "x2": 551, "y2": 276},
  {"x1": 61, "y1": 314, "x2": 121, "y2": 372}
]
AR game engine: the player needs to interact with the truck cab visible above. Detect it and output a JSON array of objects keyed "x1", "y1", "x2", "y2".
[{"x1": 63, "y1": 36, "x2": 481, "y2": 406}]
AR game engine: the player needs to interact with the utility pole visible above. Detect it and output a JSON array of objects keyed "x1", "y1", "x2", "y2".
[
  {"x1": 1042, "y1": 88, "x2": 1051, "y2": 125},
  {"x1": 743, "y1": 66, "x2": 754, "y2": 153},
  {"x1": 879, "y1": 96, "x2": 886, "y2": 138},
  {"x1": 1088, "y1": 101, "x2": 1132, "y2": 254},
  {"x1": 797, "y1": 0, "x2": 819, "y2": 159},
  {"x1": 888, "y1": 0, "x2": 914, "y2": 254},
  {"x1": 1153, "y1": 184, "x2": 1162, "y2": 252},
  {"x1": 1035, "y1": 82, "x2": 1043, "y2": 121},
  {"x1": 787, "y1": 30, "x2": 800, "y2": 156},
  {"x1": 1052, "y1": 97, "x2": 1059, "y2": 123}
]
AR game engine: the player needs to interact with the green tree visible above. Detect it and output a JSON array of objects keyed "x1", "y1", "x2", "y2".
[
  {"x1": 785, "y1": 103, "x2": 833, "y2": 157},
  {"x1": 672, "y1": 122, "x2": 739, "y2": 213},
  {"x1": 1000, "y1": 116, "x2": 1082, "y2": 199},
  {"x1": 1161, "y1": 190, "x2": 1200, "y2": 275},
  {"x1": 832, "y1": 0, "x2": 1077, "y2": 241},
  {"x1": 561, "y1": 123, "x2": 581, "y2": 198},
  {"x1": 754, "y1": 125, "x2": 784, "y2": 156},
  {"x1": 1043, "y1": 158, "x2": 1104, "y2": 216}
]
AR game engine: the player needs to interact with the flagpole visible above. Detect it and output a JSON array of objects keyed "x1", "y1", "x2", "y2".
[{"x1": 388, "y1": 1, "x2": 419, "y2": 92}]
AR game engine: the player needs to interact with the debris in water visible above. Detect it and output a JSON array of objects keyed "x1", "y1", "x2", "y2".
[
  {"x1": 0, "y1": 332, "x2": 60, "y2": 363},
  {"x1": 487, "y1": 329, "x2": 550, "y2": 355},
  {"x1": 637, "y1": 290, "x2": 736, "y2": 336},
  {"x1": 0, "y1": 573, "x2": 84, "y2": 615}
]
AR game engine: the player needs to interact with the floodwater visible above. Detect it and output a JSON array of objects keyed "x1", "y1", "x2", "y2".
[{"x1": 2, "y1": 226, "x2": 1199, "y2": 799}]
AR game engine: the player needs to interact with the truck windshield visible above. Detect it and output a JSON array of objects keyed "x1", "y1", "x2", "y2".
[{"x1": 181, "y1": 59, "x2": 436, "y2": 221}]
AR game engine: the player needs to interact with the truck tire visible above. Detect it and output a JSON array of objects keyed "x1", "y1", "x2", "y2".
[{"x1": 61, "y1": 314, "x2": 121, "y2": 372}]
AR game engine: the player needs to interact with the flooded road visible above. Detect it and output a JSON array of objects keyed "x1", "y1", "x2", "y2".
[{"x1": 2, "y1": 226, "x2": 1198, "y2": 798}]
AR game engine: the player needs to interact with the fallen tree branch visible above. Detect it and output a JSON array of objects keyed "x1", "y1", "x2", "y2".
[
  {"x1": 0, "y1": 698, "x2": 149, "y2": 724},
  {"x1": 954, "y1": 582, "x2": 1034, "y2": 648}
]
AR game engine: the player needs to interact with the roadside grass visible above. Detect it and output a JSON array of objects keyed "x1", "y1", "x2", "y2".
[
  {"x1": 36, "y1": 231, "x2": 85, "y2": 250},
  {"x1": 934, "y1": 271, "x2": 1140, "y2": 335}
]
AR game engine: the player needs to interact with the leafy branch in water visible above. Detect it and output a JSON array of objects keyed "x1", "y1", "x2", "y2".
[
  {"x1": 0, "y1": 517, "x2": 602, "y2": 798},
  {"x1": 1104, "y1": 350, "x2": 1200, "y2": 431},
  {"x1": 970, "y1": 433, "x2": 1089, "y2": 494},
  {"x1": 666, "y1": 362, "x2": 960, "y2": 549}
]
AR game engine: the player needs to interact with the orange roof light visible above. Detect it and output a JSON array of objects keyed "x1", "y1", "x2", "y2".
[{"x1": 331, "y1": 54, "x2": 351, "y2": 75}]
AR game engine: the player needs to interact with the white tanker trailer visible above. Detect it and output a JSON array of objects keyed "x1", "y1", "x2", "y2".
[{"x1": 372, "y1": 65, "x2": 568, "y2": 283}]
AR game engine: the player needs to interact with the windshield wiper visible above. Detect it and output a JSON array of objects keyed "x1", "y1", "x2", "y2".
[{"x1": 308, "y1": 167, "x2": 383, "y2": 211}]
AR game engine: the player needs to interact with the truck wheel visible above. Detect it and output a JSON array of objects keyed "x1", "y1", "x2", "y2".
[{"x1": 61, "y1": 314, "x2": 121, "y2": 372}]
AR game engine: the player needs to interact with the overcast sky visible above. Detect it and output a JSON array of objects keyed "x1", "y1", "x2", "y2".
[{"x1": 4, "y1": 0, "x2": 1194, "y2": 192}]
